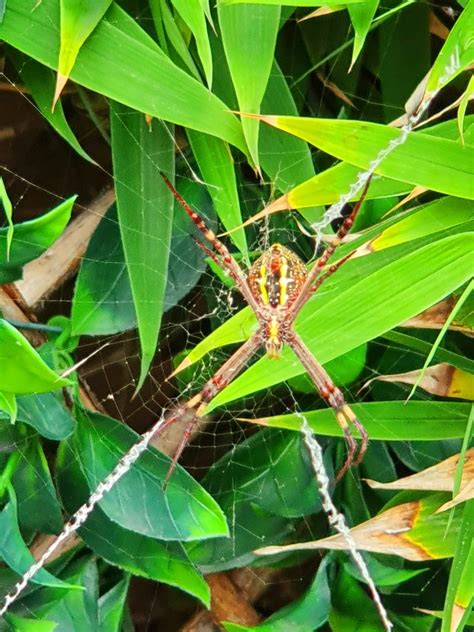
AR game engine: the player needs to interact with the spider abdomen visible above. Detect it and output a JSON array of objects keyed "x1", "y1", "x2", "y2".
[{"x1": 247, "y1": 243, "x2": 307, "y2": 309}]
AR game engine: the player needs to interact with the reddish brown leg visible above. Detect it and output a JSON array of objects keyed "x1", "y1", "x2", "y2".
[
  {"x1": 288, "y1": 331, "x2": 368, "y2": 481},
  {"x1": 162, "y1": 331, "x2": 261, "y2": 487},
  {"x1": 289, "y1": 176, "x2": 372, "y2": 317},
  {"x1": 161, "y1": 173, "x2": 260, "y2": 312}
]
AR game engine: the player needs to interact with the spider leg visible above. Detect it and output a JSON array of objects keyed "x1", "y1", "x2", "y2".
[
  {"x1": 162, "y1": 331, "x2": 262, "y2": 488},
  {"x1": 289, "y1": 176, "x2": 372, "y2": 317},
  {"x1": 288, "y1": 331, "x2": 368, "y2": 481},
  {"x1": 161, "y1": 173, "x2": 260, "y2": 312}
]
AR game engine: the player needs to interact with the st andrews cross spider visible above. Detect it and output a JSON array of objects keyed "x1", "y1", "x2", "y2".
[
  {"x1": 160, "y1": 173, "x2": 371, "y2": 485},
  {"x1": 0, "y1": 174, "x2": 373, "y2": 616}
]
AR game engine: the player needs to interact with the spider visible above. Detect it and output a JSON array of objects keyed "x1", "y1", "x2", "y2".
[
  {"x1": 160, "y1": 174, "x2": 370, "y2": 485},
  {"x1": 0, "y1": 178, "x2": 373, "y2": 617}
]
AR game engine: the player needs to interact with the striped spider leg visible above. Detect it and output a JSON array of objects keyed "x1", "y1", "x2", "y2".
[{"x1": 161, "y1": 174, "x2": 371, "y2": 483}]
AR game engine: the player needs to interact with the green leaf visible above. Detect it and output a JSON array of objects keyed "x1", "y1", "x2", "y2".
[
  {"x1": 2, "y1": 613, "x2": 58, "y2": 632},
  {"x1": 0, "y1": 320, "x2": 70, "y2": 394},
  {"x1": 188, "y1": 428, "x2": 327, "y2": 570},
  {"x1": 20, "y1": 557, "x2": 98, "y2": 629},
  {"x1": 260, "y1": 61, "x2": 317, "y2": 213},
  {"x1": 110, "y1": 104, "x2": 174, "y2": 391},
  {"x1": 72, "y1": 183, "x2": 212, "y2": 336},
  {"x1": 0, "y1": 196, "x2": 75, "y2": 284},
  {"x1": 15, "y1": 391, "x2": 75, "y2": 440},
  {"x1": 71, "y1": 204, "x2": 136, "y2": 336},
  {"x1": 12, "y1": 438, "x2": 63, "y2": 535},
  {"x1": 98, "y1": 576, "x2": 130, "y2": 632},
  {"x1": 220, "y1": 0, "x2": 365, "y2": 5},
  {"x1": 0, "y1": 177, "x2": 13, "y2": 260},
  {"x1": 188, "y1": 131, "x2": 248, "y2": 258},
  {"x1": 235, "y1": 402, "x2": 471, "y2": 441},
  {"x1": 259, "y1": 115, "x2": 474, "y2": 199},
  {"x1": 72, "y1": 408, "x2": 228, "y2": 541},
  {"x1": 441, "y1": 499, "x2": 474, "y2": 632},
  {"x1": 0, "y1": 421, "x2": 22, "y2": 454},
  {"x1": 0, "y1": 489, "x2": 76, "y2": 590},
  {"x1": 208, "y1": 232, "x2": 472, "y2": 409},
  {"x1": 348, "y1": 0, "x2": 379, "y2": 70},
  {"x1": 0, "y1": 391, "x2": 17, "y2": 425},
  {"x1": 458, "y1": 76, "x2": 474, "y2": 143},
  {"x1": 171, "y1": 0, "x2": 212, "y2": 87},
  {"x1": 218, "y1": 2, "x2": 280, "y2": 167},
  {"x1": 329, "y1": 568, "x2": 389, "y2": 631},
  {"x1": 9, "y1": 50, "x2": 95, "y2": 164},
  {"x1": 0, "y1": 1, "x2": 246, "y2": 151},
  {"x1": 426, "y1": 0, "x2": 474, "y2": 96},
  {"x1": 56, "y1": 439, "x2": 211, "y2": 605},
  {"x1": 223, "y1": 558, "x2": 331, "y2": 631},
  {"x1": 54, "y1": 0, "x2": 113, "y2": 105}
]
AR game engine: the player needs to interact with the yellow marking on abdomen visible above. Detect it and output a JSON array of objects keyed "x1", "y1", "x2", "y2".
[
  {"x1": 279, "y1": 257, "x2": 289, "y2": 306},
  {"x1": 269, "y1": 316, "x2": 279, "y2": 338},
  {"x1": 259, "y1": 264, "x2": 269, "y2": 305}
]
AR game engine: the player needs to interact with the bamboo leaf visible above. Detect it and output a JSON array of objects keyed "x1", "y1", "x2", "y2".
[
  {"x1": 110, "y1": 104, "x2": 174, "y2": 391},
  {"x1": 366, "y1": 449, "x2": 474, "y2": 493},
  {"x1": 255, "y1": 493, "x2": 463, "y2": 561},
  {"x1": 0, "y1": 0, "x2": 246, "y2": 151},
  {"x1": 54, "y1": 0, "x2": 113, "y2": 107},
  {"x1": 0, "y1": 178, "x2": 13, "y2": 260},
  {"x1": 441, "y1": 500, "x2": 474, "y2": 632},
  {"x1": 9, "y1": 50, "x2": 95, "y2": 164},
  {"x1": 188, "y1": 131, "x2": 248, "y2": 258},
  {"x1": 171, "y1": 0, "x2": 212, "y2": 87},
  {"x1": 425, "y1": 0, "x2": 474, "y2": 97},
  {"x1": 254, "y1": 115, "x2": 474, "y2": 199},
  {"x1": 237, "y1": 402, "x2": 471, "y2": 442},
  {"x1": 348, "y1": 0, "x2": 379, "y2": 70},
  {"x1": 362, "y1": 364, "x2": 474, "y2": 400},
  {"x1": 218, "y1": 2, "x2": 280, "y2": 167},
  {"x1": 208, "y1": 233, "x2": 472, "y2": 410}
]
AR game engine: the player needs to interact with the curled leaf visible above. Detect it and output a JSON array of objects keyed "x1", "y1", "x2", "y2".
[
  {"x1": 255, "y1": 494, "x2": 461, "y2": 561},
  {"x1": 362, "y1": 363, "x2": 474, "y2": 400},
  {"x1": 366, "y1": 449, "x2": 474, "y2": 493}
]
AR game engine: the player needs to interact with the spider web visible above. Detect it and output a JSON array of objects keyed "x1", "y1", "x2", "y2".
[{"x1": 0, "y1": 4, "x2": 467, "y2": 630}]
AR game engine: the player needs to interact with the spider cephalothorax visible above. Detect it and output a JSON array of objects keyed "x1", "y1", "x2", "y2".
[{"x1": 248, "y1": 244, "x2": 307, "y2": 357}]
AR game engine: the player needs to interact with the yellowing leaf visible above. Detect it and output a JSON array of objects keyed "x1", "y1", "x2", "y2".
[
  {"x1": 362, "y1": 363, "x2": 473, "y2": 400},
  {"x1": 255, "y1": 494, "x2": 461, "y2": 561},
  {"x1": 366, "y1": 449, "x2": 474, "y2": 493}
]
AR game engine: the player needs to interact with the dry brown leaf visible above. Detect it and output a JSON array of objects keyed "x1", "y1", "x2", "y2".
[
  {"x1": 361, "y1": 363, "x2": 474, "y2": 400},
  {"x1": 255, "y1": 500, "x2": 435, "y2": 561},
  {"x1": 366, "y1": 449, "x2": 474, "y2": 493},
  {"x1": 316, "y1": 71, "x2": 355, "y2": 108},
  {"x1": 437, "y1": 480, "x2": 474, "y2": 513},
  {"x1": 429, "y1": 11, "x2": 450, "y2": 39},
  {"x1": 298, "y1": 6, "x2": 341, "y2": 21},
  {"x1": 402, "y1": 297, "x2": 473, "y2": 335}
]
